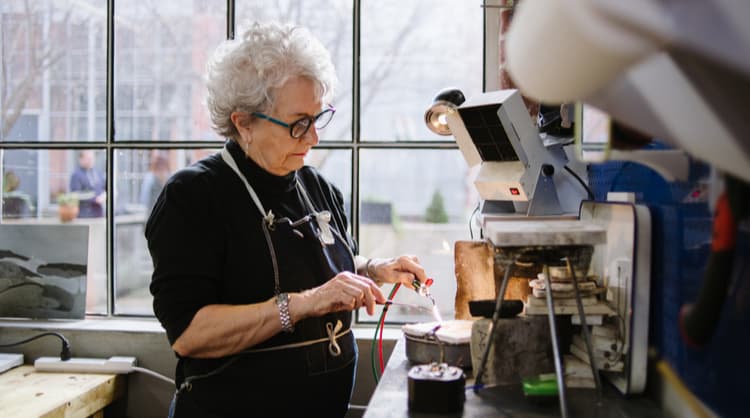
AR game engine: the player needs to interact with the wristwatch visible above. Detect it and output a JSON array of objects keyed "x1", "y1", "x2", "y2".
[{"x1": 276, "y1": 293, "x2": 294, "y2": 333}]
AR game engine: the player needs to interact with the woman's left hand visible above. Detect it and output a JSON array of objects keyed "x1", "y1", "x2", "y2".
[{"x1": 368, "y1": 255, "x2": 428, "y2": 288}]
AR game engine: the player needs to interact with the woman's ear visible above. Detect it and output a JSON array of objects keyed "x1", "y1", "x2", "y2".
[
  {"x1": 230, "y1": 112, "x2": 253, "y2": 149},
  {"x1": 230, "y1": 111, "x2": 251, "y2": 132}
]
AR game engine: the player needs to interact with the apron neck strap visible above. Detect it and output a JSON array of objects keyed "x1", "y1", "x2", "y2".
[{"x1": 220, "y1": 146, "x2": 276, "y2": 226}]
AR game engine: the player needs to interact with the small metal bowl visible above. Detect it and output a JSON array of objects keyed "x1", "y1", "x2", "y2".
[{"x1": 404, "y1": 334, "x2": 472, "y2": 370}]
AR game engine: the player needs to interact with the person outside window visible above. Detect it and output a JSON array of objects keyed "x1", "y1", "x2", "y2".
[
  {"x1": 69, "y1": 150, "x2": 106, "y2": 218},
  {"x1": 140, "y1": 151, "x2": 170, "y2": 213}
]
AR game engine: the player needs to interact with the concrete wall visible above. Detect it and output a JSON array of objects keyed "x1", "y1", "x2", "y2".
[{"x1": 0, "y1": 321, "x2": 395, "y2": 418}]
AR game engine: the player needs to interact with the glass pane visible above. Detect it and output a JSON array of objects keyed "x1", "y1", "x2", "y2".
[
  {"x1": 114, "y1": 0, "x2": 226, "y2": 141},
  {"x1": 236, "y1": 0, "x2": 354, "y2": 142},
  {"x1": 113, "y1": 147, "x2": 217, "y2": 315},
  {"x1": 308, "y1": 148, "x2": 352, "y2": 220},
  {"x1": 1, "y1": 149, "x2": 108, "y2": 314},
  {"x1": 113, "y1": 146, "x2": 351, "y2": 315},
  {"x1": 0, "y1": 0, "x2": 106, "y2": 142},
  {"x1": 358, "y1": 149, "x2": 475, "y2": 323},
  {"x1": 360, "y1": 0, "x2": 483, "y2": 141}
]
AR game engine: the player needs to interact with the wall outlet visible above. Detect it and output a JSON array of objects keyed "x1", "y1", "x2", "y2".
[{"x1": 34, "y1": 356, "x2": 137, "y2": 374}]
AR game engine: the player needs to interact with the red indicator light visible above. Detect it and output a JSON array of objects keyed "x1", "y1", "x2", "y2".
[{"x1": 510, "y1": 187, "x2": 520, "y2": 196}]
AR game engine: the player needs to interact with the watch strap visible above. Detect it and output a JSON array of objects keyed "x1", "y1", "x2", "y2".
[{"x1": 276, "y1": 293, "x2": 294, "y2": 333}]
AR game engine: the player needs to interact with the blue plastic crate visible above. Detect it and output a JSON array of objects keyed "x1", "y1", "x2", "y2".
[{"x1": 589, "y1": 157, "x2": 750, "y2": 417}]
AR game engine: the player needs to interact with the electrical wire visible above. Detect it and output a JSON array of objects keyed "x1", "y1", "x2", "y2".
[
  {"x1": 469, "y1": 202, "x2": 480, "y2": 239},
  {"x1": 0, "y1": 331, "x2": 71, "y2": 360},
  {"x1": 370, "y1": 326, "x2": 379, "y2": 383},
  {"x1": 371, "y1": 283, "x2": 401, "y2": 383},
  {"x1": 378, "y1": 305, "x2": 387, "y2": 372},
  {"x1": 132, "y1": 366, "x2": 175, "y2": 385},
  {"x1": 564, "y1": 165, "x2": 595, "y2": 200}
]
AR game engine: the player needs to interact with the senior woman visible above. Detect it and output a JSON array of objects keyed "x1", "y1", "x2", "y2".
[{"x1": 146, "y1": 22, "x2": 428, "y2": 418}]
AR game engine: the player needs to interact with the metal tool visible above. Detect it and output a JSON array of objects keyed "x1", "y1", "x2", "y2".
[
  {"x1": 379, "y1": 300, "x2": 433, "y2": 312},
  {"x1": 412, "y1": 277, "x2": 441, "y2": 322},
  {"x1": 412, "y1": 277, "x2": 435, "y2": 298}
]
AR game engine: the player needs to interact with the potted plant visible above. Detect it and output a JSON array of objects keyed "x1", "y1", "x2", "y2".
[{"x1": 57, "y1": 192, "x2": 79, "y2": 222}]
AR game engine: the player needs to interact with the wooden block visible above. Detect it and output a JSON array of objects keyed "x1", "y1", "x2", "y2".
[
  {"x1": 591, "y1": 324, "x2": 618, "y2": 338},
  {"x1": 527, "y1": 296, "x2": 597, "y2": 307},
  {"x1": 494, "y1": 258, "x2": 534, "y2": 302},
  {"x1": 454, "y1": 241, "x2": 495, "y2": 320},
  {"x1": 503, "y1": 277, "x2": 532, "y2": 302},
  {"x1": 573, "y1": 333, "x2": 623, "y2": 353},
  {"x1": 570, "y1": 337, "x2": 613, "y2": 360},
  {"x1": 525, "y1": 302, "x2": 616, "y2": 316},
  {"x1": 548, "y1": 265, "x2": 591, "y2": 281},
  {"x1": 563, "y1": 355, "x2": 594, "y2": 379},
  {"x1": 565, "y1": 376, "x2": 596, "y2": 388},
  {"x1": 530, "y1": 276, "x2": 598, "y2": 291},
  {"x1": 572, "y1": 315, "x2": 604, "y2": 325},
  {"x1": 570, "y1": 343, "x2": 624, "y2": 372},
  {"x1": 532, "y1": 287, "x2": 606, "y2": 299}
]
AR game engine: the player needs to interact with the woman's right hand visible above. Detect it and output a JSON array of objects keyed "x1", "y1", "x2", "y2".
[{"x1": 294, "y1": 272, "x2": 386, "y2": 320}]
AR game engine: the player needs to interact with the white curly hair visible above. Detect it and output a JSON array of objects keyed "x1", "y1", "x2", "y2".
[{"x1": 205, "y1": 22, "x2": 337, "y2": 140}]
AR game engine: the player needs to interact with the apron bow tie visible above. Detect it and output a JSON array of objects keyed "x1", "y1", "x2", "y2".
[{"x1": 327, "y1": 320, "x2": 344, "y2": 357}]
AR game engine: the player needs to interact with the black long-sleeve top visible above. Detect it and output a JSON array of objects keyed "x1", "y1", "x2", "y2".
[{"x1": 145, "y1": 140, "x2": 356, "y2": 387}]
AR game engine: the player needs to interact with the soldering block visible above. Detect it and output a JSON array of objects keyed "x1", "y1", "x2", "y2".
[{"x1": 470, "y1": 316, "x2": 553, "y2": 385}]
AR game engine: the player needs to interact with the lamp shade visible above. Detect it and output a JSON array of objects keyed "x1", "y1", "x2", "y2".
[{"x1": 424, "y1": 88, "x2": 466, "y2": 136}]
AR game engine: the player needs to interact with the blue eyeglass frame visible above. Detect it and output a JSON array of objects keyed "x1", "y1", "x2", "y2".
[{"x1": 252, "y1": 105, "x2": 336, "y2": 139}]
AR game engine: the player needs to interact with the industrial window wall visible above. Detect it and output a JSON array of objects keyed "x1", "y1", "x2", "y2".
[{"x1": 0, "y1": 0, "x2": 483, "y2": 324}]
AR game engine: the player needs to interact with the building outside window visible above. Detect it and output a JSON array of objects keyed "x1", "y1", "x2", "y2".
[{"x1": 0, "y1": 0, "x2": 483, "y2": 324}]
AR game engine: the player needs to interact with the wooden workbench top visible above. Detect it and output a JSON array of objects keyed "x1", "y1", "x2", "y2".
[{"x1": 0, "y1": 365, "x2": 124, "y2": 418}]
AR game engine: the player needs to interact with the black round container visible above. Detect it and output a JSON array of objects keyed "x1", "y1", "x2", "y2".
[{"x1": 407, "y1": 363, "x2": 466, "y2": 414}]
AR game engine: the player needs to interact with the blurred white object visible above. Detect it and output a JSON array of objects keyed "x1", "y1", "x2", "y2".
[
  {"x1": 0, "y1": 353, "x2": 23, "y2": 374},
  {"x1": 506, "y1": 0, "x2": 667, "y2": 103},
  {"x1": 505, "y1": 0, "x2": 750, "y2": 182}
]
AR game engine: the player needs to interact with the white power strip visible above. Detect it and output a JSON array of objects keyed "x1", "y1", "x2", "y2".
[
  {"x1": 0, "y1": 353, "x2": 23, "y2": 374},
  {"x1": 34, "y1": 356, "x2": 137, "y2": 374}
]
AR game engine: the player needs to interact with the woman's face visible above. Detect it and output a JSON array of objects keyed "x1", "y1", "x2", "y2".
[{"x1": 236, "y1": 76, "x2": 321, "y2": 176}]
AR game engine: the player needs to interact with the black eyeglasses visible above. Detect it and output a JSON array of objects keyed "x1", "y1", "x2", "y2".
[{"x1": 252, "y1": 106, "x2": 336, "y2": 139}]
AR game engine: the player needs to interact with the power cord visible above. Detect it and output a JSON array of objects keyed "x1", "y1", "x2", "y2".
[
  {"x1": 132, "y1": 366, "x2": 175, "y2": 385},
  {"x1": 1, "y1": 332, "x2": 174, "y2": 386},
  {"x1": 469, "y1": 202, "x2": 480, "y2": 239},
  {"x1": 0, "y1": 332, "x2": 71, "y2": 360},
  {"x1": 564, "y1": 165, "x2": 595, "y2": 200}
]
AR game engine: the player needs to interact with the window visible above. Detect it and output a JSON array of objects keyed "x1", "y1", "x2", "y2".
[{"x1": 0, "y1": 0, "x2": 483, "y2": 323}]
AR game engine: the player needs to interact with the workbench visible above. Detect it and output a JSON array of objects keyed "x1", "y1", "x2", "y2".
[
  {"x1": 0, "y1": 365, "x2": 125, "y2": 418},
  {"x1": 364, "y1": 338, "x2": 664, "y2": 418}
]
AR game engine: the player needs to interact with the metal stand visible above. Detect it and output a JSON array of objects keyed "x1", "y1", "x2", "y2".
[
  {"x1": 542, "y1": 264, "x2": 569, "y2": 418},
  {"x1": 473, "y1": 260, "x2": 514, "y2": 392},
  {"x1": 565, "y1": 257, "x2": 603, "y2": 401}
]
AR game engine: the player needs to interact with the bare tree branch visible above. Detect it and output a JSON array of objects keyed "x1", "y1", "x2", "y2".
[
  {"x1": 1, "y1": 1, "x2": 75, "y2": 139},
  {"x1": 360, "y1": 3, "x2": 426, "y2": 113}
]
